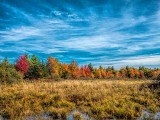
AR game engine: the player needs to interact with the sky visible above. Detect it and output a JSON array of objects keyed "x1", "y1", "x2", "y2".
[{"x1": 0, "y1": 0, "x2": 160, "y2": 69}]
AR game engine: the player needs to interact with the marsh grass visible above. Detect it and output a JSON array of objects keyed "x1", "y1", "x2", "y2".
[
  {"x1": 73, "y1": 111, "x2": 83, "y2": 120},
  {"x1": 0, "y1": 80, "x2": 159, "y2": 119}
]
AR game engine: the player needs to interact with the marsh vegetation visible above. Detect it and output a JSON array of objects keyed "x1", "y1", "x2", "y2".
[{"x1": 0, "y1": 80, "x2": 159, "y2": 119}]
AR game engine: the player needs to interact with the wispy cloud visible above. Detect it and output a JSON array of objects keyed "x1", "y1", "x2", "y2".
[
  {"x1": 92, "y1": 55, "x2": 160, "y2": 69},
  {"x1": 0, "y1": 0, "x2": 160, "y2": 68}
]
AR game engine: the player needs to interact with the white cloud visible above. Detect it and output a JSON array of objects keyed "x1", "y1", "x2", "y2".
[
  {"x1": 44, "y1": 48, "x2": 67, "y2": 54},
  {"x1": 58, "y1": 35, "x2": 119, "y2": 51},
  {"x1": 1, "y1": 26, "x2": 42, "y2": 41},
  {"x1": 0, "y1": 1, "x2": 160, "y2": 68},
  {"x1": 92, "y1": 55, "x2": 160, "y2": 69}
]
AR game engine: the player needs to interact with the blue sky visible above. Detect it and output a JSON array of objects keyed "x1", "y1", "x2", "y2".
[{"x1": 0, "y1": 0, "x2": 160, "y2": 68}]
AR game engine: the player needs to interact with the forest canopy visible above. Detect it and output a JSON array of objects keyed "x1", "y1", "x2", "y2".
[{"x1": 0, "y1": 54, "x2": 160, "y2": 83}]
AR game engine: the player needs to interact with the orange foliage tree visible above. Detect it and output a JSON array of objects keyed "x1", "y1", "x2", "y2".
[
  {"x1": 47, "y1": 56, "x2": 60, "y2": 78},
  {"x1": 69, "y1": 60, "x2": 79, "y2": 79}
]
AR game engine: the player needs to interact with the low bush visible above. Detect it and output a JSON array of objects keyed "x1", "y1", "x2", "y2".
[
  {"x1": 51, "y1": 73, "x2": 61, "y2": 81},
  {"x1": 157, "y1": 74, "x2": 160, "y2": 80},
  {"x1": 0, "y1": 59, "x2": 23, "y2": 84}
]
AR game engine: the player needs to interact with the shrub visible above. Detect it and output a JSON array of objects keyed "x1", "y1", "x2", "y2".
[
  {"x1": 51, "y1": 73, "x2": 61, "y2": 81},
  {"x1": 157, "y1": 74, "x2": 160, "y2": 80},
  {"x1": 73, "y1": 112, "x2": 83, "y2": 120},
  {"x1": 0, "y1": 59, "x2": 23, "y2": 84},
  {"x1": 48, "y1": 108, "x2": 67, "y2": 119},
  {"x1": 90, "y1": 105, "x2": 105, "y2": 118}
]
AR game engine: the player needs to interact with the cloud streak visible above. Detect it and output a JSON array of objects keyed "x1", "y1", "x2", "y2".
[{"x1": 0, "y1": 0, "x2": 160, "y2": 68}]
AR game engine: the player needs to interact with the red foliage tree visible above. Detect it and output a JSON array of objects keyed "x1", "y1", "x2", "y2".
[
  {"x1": 15, "y1": 55, "x2": 29, "y2": 75},
  {"x1": 84, "y1": 65, "x2": 91, "y2": 78}
]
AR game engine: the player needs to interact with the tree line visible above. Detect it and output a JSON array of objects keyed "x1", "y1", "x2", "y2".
[{"x1": 0, "y1": 54, "x2": 160, "y2": 83}]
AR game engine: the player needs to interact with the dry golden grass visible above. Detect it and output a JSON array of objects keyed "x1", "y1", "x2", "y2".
[{"x1": 0, "y1": 80, "x2": 159, "y2": 119}]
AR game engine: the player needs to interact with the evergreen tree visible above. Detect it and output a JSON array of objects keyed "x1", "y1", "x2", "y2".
[
  {"x1": 26, "y1": 55, "x2": 41, "y2": 79},
  {"x1": 88, "y1": 63, "x2": 94, "y2": 73},
  {"x1": 41, "y1": 60, "x2": 49, "y2": 78},
  {"x1": 126, "y1": 65, "x2": 131, "y2": 78}
]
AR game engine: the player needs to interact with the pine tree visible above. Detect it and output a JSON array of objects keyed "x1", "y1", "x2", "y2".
[
  {"x1": 41, "y1": 60, "x2": 48, "y2": 78},
  {"x1": 88, "y1": 63, "x2": 94, "y2": 73},
  {"x1": 26, "y1": 55, "x2": 41, "y2": 79}
]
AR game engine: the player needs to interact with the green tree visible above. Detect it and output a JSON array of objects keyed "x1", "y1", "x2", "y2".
[
  {"x1": 26, "y1": 55, "x2": 41, "y2": 79},
  {"x1": 0, "y1": 58, "x2": 23, "y2": 83},
  {"x1": 139, "y1": 66, "x2": 149, "y2": 78},
  {"x1": 126, "y1": 65, "x2": 131, "y2": 78},
  {"x1": 88, "y1": 63, "x2": 94, "y2": 73},
  {"x1": 41, "y1": 60, "x2": 49, "y2": 78}
]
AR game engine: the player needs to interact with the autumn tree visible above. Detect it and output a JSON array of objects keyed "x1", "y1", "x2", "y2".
[
  {"x1": 139, "y1": 70, "x2": 145, "y2": 79},
  {"x1": 106, "y1": 67, "x2": 114, "y2": 78},
  {"x1": 1, "y1": 54, "x2": 160, "y2": 81},
  {"x1": 95, "y1": 69, "x2": 102, "y2": 79},
  {"x1": 15, "y1": 55, "x2": 29, "y2": 75},
  {"x1": 114, "y1": 70, "x2": 121, "y2": 79},
  {"x1": 79, "y1": 65, "x2": 91, "y2": 78},
  {"x1": 47, "y1": 56, "x2": 60, "y2": 79},
  {"x1": 85, "y1": 65, "x2": 91, "y2": 78},
  {"x1": 99, "y1": 66, "x2": 106, "y2": 78},
  {"x1": 130, "y1": 67, "x2": 135, "y2": 78},
  {"x1": 139, "y1": 66, "x2": 149, "y2": 78},
  {"x1": 134, "y1": 68, "x2": 140, "y2": 78},
  {"x1": 69, "y1": 60, "x2": 79, "y2": 79},
  {"x1": 80, "y1": 66, "x2": 86, "y2": 78},
  {"x1": 61, "y1": 63, "x2": 69, "y2": 79},
  {"x1": 120, "y1": 68, "x2": 127, "y2": 78}
]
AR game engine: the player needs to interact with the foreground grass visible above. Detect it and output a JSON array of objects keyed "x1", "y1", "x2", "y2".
[{"x1": 0, "y1": 80, "x2": 159, "y2": 119}]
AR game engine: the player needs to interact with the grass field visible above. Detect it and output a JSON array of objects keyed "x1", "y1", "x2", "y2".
[{"x1": 0, "y1": 80, "x2": 159, "y2": 119}]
